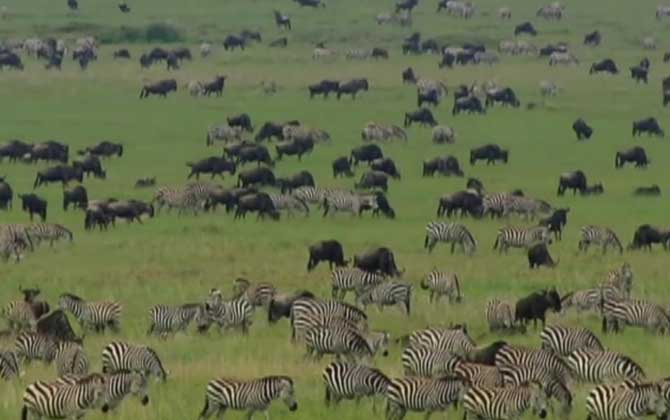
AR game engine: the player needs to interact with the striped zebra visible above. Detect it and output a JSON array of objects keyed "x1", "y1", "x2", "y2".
[
  {"x1": 493, "y1": 226, "x2": 551, "y2": 253},
  {"x1": 586, "y1": 381, "x2": 666, "y2": 420},
  {"x1": 345, "y1": 48, "x2": 371, "y2": 60},
  {"x1": 356, "y1": 281, "x2": 412, "y2": 315},
  {"x1": 304, "y1": 326, "x2": 373, "y2": 363},
  {"x1": 14, "y1": 331, "x2": 57, "y2": 363},
  {"x1": 322, "y1": 362, "x2": 390, "y2": 410},
  {"x1": 197, "y1": 376, "x2": 297, "y2": 419},
  {"x1": 560, "y1": 289, "x2": 602, "y2": 314},
  {"x1": 424, "y1": 221, "x2": 477, "y2": 254},
  {"x1": 485, "y1": 299, "x2": 525, "y2": 333},
  {"x1": 322, "y1": 192, "x2": 378, "y2": 217},
  {"x1": 21, "y1": 373, "x2": 107, "y2": 420},
  {"x1": 502, "y1": 196, "x2": 552, "y2": 220},
  {"x1": 499, "y1": 364, "x2": 573, "y2": 418},
  {"x1": 453, "y1": 360, "x2": 505, "y2": 387},
  {"x1": 203, "y1": 291, "x2": 255, "y2": 334},
  {"x1": 494, "y1": 344, "x2": 572, "y2": 384},
  {"x1": 53, "y1": 341, "x2": 89, "y2": 376},
  {"x1": 2, "y1": 300, "x2": 39, "y2": 331},
  {"x1": 147, "y1": 303, "x2": 206, "y2": 338},
  {"x1": 602, "y1": 298, "x2": 670, "y2": 334},
  {"x1": 462, "y1": 383, "x2": 549, "y2": 420},
  {"x1": 152, "y1": 184, "x2": 210, "y2": 215},
  {"x1": 292, "y1": 186, "x2": 350, "y2": 207},
  {"x1": 0, "y1": 223, "x2": 33, "y2": 261},
  {"x1": 405, "y1": 326, "x2": 476, "y2": 357},
  {"x1": 289, "y1": 297, "x2": 368, "y2": 342},
  {"x1": 540, "y1": 325, "x2": 604, "y2": 356},
  {"x1": 330, "y1": 267, "x2": 386, "y2": 300},
  {"x1": 386, "y1": 376, "x2": 465, "y2": 420},
  {"x1": 56, "y1": 371, "x2": 150, "y2": 412},
  {"x1": 268, "y1": 193, "x2": 309, "y2": 217},
  {"x1": 566, "y1": 349, "x2": 645, "y2": 383},
  {"x1": 578, "y1": 225, "x2": 624, "y2": 254},
  {"x1": 58, "y1": 293, "x2": 123, "y2": 333},
  {"x1": 401, "y1": 345, "x2": 459, "y2": 377},
  {"x1": 24, "y1": 223, "x2": 73, "y2": 246},
  {"x1": 232, "y1": 278, "x2": 276, "y2": 307},
  {"x1": 482, "y1": 192, "x2": 517, "y2": 218},
  {"x1": 0, "y1": 349, "x2": 21, "y2": 379},
  {"x1": 602, "y1": 262, "x2": 633, "y2": 299},
  {"x1": 421, "y1": 270, "x2": 462, "y2": 303},
  {"x1": 101, "y1": 341, "x2": 168, "y2": 381}
]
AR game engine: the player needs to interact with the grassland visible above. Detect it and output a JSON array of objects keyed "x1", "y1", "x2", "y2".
[{"x1": 1, "y1": 0, "x2": 670, "y2": 418}]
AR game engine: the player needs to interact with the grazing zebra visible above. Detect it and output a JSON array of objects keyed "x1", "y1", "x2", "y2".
[
  {"x1": 322, "y1": 192, "x2": 377, "y2": 216},
  {"x1": 2, "y1": 300, "x2": 38, "y2": 331},
  {"x1": 24, "y1": 223, "x2": 73, "y2": 246},
  {"x1": 0, "y1": 349, "x2": 21, "y2": 379},
  {"x1": 482, "y1": 192, "x2": 517, "y2": 218},
  {"x1": 197, "y1": 376, "x2": 297, "y2": 419},
  {"x1": 502, "y1": 196, "x2": 552, "y2": 220},
  {"x1": 152, "y1": 185, "x2": 208, "y2": 215},
  {"x1": 304, "y1": 326, "x2": 373, "y2": 363},
  {"x1": 356, "y1": 281, "x2": 411, "y2": 315},
  {"x1": 421, "y1": 269, "x2": 462, "y2": 303},
  {"x1": 386, "y1": 376, "x2": 465, "y2": 420},
  {"x1": 53, "y1": 341, "x2": 89, "y2": 376},
  {"x1": 499, "y1": 365, "x2": 573, "y2": 418},
  {"x1": 586, "y1": 381, "x2": 666, "y2": 420},
  {"x1": 0, "y1": 223, "x2": 33, "y2": 261},
  {"x1": 401, "y1": 345, "x2": 459, "y2": 377},
  {"x1": 292, "y1": 186, "x2": 345, "y2": 206},
  {"x1": 289, "y1": 297, "x2": 368, "y2": 342},
  {"x1": 345, "y1": 48, "x2": 370, "y2": 60},
  {"x1": 330, "y1": 268, "x2": 386, "y2": 300},
  {"x1": 560, "y1": 289, "x2": 603, "y2": 314},
  {"x1": 14, "y1": 331, "x2": 57, "y2": 363},
  {"x1": 493, "y1": 226, "x2": 551, "y2": 253},
  {"x1": 21, "y1": 373, "x2": 107, "y2": 420},
  {"x1": 101, "y1": 341, "x2": 168, "y2": 381},
  {"x1": 58, "y1": 293, "x2": 123, "y2": 333},
  {"x1": 147, "y1": 303, "x2": 205, "y2": 338},
  {"x1": 578, "y1": 225, "x2": 624, "y2": 254},
  {"x1": 462, "y1": 383, "x2": 549, "y2": 420},
  {"x1": 602, "y1": 298, "x2": 670, "y2": 334},
  {"x1": 540, "y1": 325, "x2": 604, "y2": 356},
  {"x1": 485, "y1": 299, "x2": 525, "y2": 333},
  {"x1": 453, "y1": 360, "x2": 505, "y2": 387},
  {"x1": 602, "y1": 262, "x2": 633, "y2": 299},
  {"x1": 494, "y1": 344, "x2": 572, "y2": 384},
  {"x1": 405, "y1": 326, "x2": 476, "y2": 357},
  {"x1": 322, "y1": 362, "x2": 390, "y2": 410},
  {"x1": 203, "y1": 290, "x2": 255, "y2": 334},
  {"x1": 232, "y1": 278, "x2": 276, "y2": 307},
  {"x1": 268, "y1": 193, "x2": 309, "y2": 217},
  {"x1": 566, "y1": 349, "x2": 645, "y2": 383},
  {"x1": 424, "y1": 221, "x2": 477, "y2": 254},
  {"x1": 56, "y1": 371, "x2": 150, "y2": 412}
]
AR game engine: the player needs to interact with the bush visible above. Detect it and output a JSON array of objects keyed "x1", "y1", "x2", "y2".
[{"x1": 145, "y1": 23, "x2": 182, "y2": 43}]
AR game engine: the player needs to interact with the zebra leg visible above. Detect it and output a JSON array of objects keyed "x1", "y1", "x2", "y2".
[
  {"x1": 450, "y1": 242, "x2": 456, "y2": 254},
  {"x1": 244, "y1": 409, "x2": 257, "y2": 420}
]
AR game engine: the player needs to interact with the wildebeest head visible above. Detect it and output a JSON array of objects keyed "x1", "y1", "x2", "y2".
[{"x1": 543, "y1": 288, "x2": 561, "y2": 312}]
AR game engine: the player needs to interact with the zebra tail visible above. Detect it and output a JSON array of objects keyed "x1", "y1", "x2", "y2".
[
  {"x1": 492, "y1": 234, "x2": 500, "y2": 250},
  {"x1": 423, "y1": 233, "x2": 429, "y2": 249},
  {"x1": 21, "y1": 406, "x2": 28, "y2": 420}
]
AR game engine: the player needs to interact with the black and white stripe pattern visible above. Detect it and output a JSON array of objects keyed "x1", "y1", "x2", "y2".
[
  {"x1": 499, "y1": 364, "x2": 573, "y2": 417},
  {"x1": 232, "y1": 278, "x2": 276, "y2": 307},
  {"x1": 424, "y1": 221, "x2": 477, "y2": 254},
  {"x1": 56, "y1": 371, "x2": 150, "y2": 412},
  {"x1": 578, "y1": 225, "x2": 624, "y2": 254},
  {"x1": 540, "y1": 325, "x2": 604, "y2": 356},
  {"x1": 560, "y1": 289, "x2": 602, "y2": 314},
  {"x1": 462, "y1": 383, "x2": 549, "y2": 420},
  {"x1": 421, "y1": 270, "x2": 462, "y2": 303},
  {"x1": 203, "y1": 291, "x2": 255, "y2": 334},
  {"x1": 322, "y1": 192, "x2": 377, "y2": 216},
  {"x1": 482, "y1": 192, "x2": 516, "y2": 218},
  {"x1": 401, "y1": 345, "x2": 459, "y2": 377},
  {"x1": 0, "y1": 223, "x2": 33, "y2": 261},
  {"x1": 356, "y1": 281, "x2": 412, "y2": 315},
  {"x1": 292, "y1": 186, "x2": 342, "y2": 206},
  {"x1": 493, "y1": 226, "x2": 551, "y2": 252},
  {"x1": 1, "y1": 300, "x2": 38, "y2": 331},
  {"x1": 330, "y1": 268, "x2": 386, "y2": 300},
  {"x1": 14, "y1": 331, "x2": 57, "y2": 363},
  {"x1": 406, "y1": 326, "x2": 476, "y2": 357},
  {"x1": 101, "y1": 341, "x2": 167, "y2": 381},
  {"x1": 502, "y1": 196, "x2": 552, "y2": 220},
  {"x1": 602, "y1": 299, "x2": 670, "y2": 334},
  {"x1": 153, "y1": 184, "x2": 210, "y2": 215},
  {"x1": 289, "y1": 297, "x2": 368, "y2": 342},
  {"x1": 0, "y1": 350, "x2": 21, "y2": 380},
  {"x1": 304, "y1": 326, "x2": 373, "y2": 363},
  {"x1": 21, "y1": 373, "x2": 107, "y2": 420},
  {"x1": 494, "y1": 344, "x2": 572, "y2": 384},
  {"x1": 322, "y1": 362, "x2": 390, "y2": 409},
  {"x1": 58, "y1": 293, "x2": 123, "y2": 333},
  {"x1": 53, "y1": 341, "x2": 89, "y2": 376},
  {"x1": 147, "y1": 303, "x2": 205, "y2": 338},
  {"x1": 386, "y1": 376, "x2": 464, "y2": 420},
  {"x1": 485, "y1": 299, "x2": 520, "y2": 332},
  {"x1": 566, "y1": 349, "x2": 645, "y2": 383},
  {"x1": 198, "y1": 376, "x2": 297, "y2": 419},
  {"x1": 602, "y1": 262, "x2": 633, "y2": 299},
  {"x1": 269, "y1": 193, "x2": 309, "y2": 216},
  {"x1": 24, "y1": 223, "x2": 73, "y2": 246},
  {"x1": 586, "y1": 381, "x2": 666, "y2": 420},
  {"x1": 453, "y1": 360, "x2": 505, "y2": 387}
]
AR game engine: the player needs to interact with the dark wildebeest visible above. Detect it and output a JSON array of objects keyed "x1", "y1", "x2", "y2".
[
  {"x1": 404, "y1": 108, "x2": 438, "y2": 127},
  {"x1": 589, "y1": 58, "x2": 618, "y2": 75},
  {"x1": 634, "y1": 185, "x2": 661, "y2": 196},
  {"x1": 423, "y1": 155, "x2": 464, "y2": 177},
  {"x1": 463, "y1": 43, "x2": 485, "y2": 53},
  {"x1": 436, "y1": 190, "x2": 483, "y2": 218},
  {"x1": 73, "y1": 155, "x2": 106, "y2": 179},
  {"x1": 0, "y1": 140, "x2": 33, "y2": 162},
  {"x1": 139, "y1": 79, "x2": 177, "y2": 98},
  {"x1": 514, "y1": 288, "x2": 561, "y2": 328},
  {"x1": 148, "y1": 47, "x2": 169, "y2": 62},
  {"x1": 485, "y1": 88, "x2": 520, "y2": 108},
  {"x1": 113, "y1": 49, "x2": 131, "y2": 59},
  {"x1": 307, "y1": 240, "x2": 347, "y2": 271},
  {"x1": 166, "y1": 53, "x2": 179, "y2": 71},
  {"x1": 353, "y1": 247, "x2": 402, "y2": 276},
  {"x1": 455, "y1": 50, "x2": 476, "y2": 65},
  {"x1": 514, "y1": 22, "x2": 537, "y2": 36},
  {"x1": 269, "y1": 37, "x2": 288, "y2": 48},
  {"x1": 0, "y1": 52, "x2": 24, "y2": 70},
  {"x1": 615, "y1": 146, "x2": 649, "y2": 168},
  {"x1": 227, "y1": 113, "x2": 253, "y2": 132},
  {"x1": 119, "y1": 3, "x2": 130, "y2": 12},
  {"x1": 171, "y1": 47, "x2": 192, "y2": 61},
  {"x1": 453, "y1": 96, "x2": 486, "y2": 115},
  {"x1": 584, "y1": 30, "x2": 601, "y2": 46},
  {"x1": 402, "y1": 40, "x2": 421, "y2": 55},
  {"x1": 371, "y1": 47, "x2": 388, "y2": 59},
  {"x1": 572, "y1": 118, "x2": 593, "y2": 140},
  {"x1": 224, "y1": 141, "x2": 255, "y2": 159},
  {"x1": 438, "y1": 53, "x2": 455, "y2": 69},
  {"x1": 63, "y1": 185, "x2": 88, "y2": 211},
  {"x1": 234, "y1": 193, "x2": 280, "y2": 220},
  {"x1": 337, "y1": 78, "x2": 369, "y2": 100},
  {"x1": 355, "y1": 171, "x2": 390, "y2": 192},
  {"x1": 467, "y1": 341, "x2": 510, "y2": 365},
  {"x1": 139, "y1": 54, "x2": 153, "y2": 68},
  {"x1": 254, "y1": 121, "x2": 300, "y2": 142},
  {"x1": 630, "y1": 65, "x2": 648, "y2": 83},
  {"x1": 402, "y1": 67, "x2": 417, "y2": 84},
  {"x1": 308, "y1": 80, "x2": 340, "y2": 99},
  {"x1": 557, "y1": 170, "x2": 587, "y2": 195},
  {"x1": 238, "y1": 145, "x2": 274, "y2": 167},
  {"x1": 627, "y1": 224, "x2": 670, "y2": 251},
  {"x1": 28, "y1": 141, "x2": 69, "y2": 164},
  {"x1": 273, "y1": 10, "x2": 291, "y2": 30},
  {"x1": 539, "y1": 208, "x2": 570, "y2": 240},
  {"x1": 203, "y1": 76, "x2": 227, "y2": 96},
  {"x1": 19, "y1": 193, "x2": 47, "y2": 221},
  {"x1": 204, "y1": 187, "x2": 257, "y2": 212},
  {"x1": 275, "y1": 138, "x2": 313, "y2": 161},
  {"x1": 421, "y1": 39, "x2": 440, "y2": 54},
  {"x1": 105, "y1": 200, "x2": 154, "y2": 225},
  {"x1": 396, "y1": 0, "x2": 418, "y2": 13},
  {"x1": 186, "y1": 157, "x2": 236, "y2": 179},
  {"x1": 370, "y1": 192, "x2": 396, "y2": 219},
  {"x1": 134, "y1": 177, "x2": 156, "y2": 188},
  {"x1": 350, "y1": 144, "x2": 383, "y2": 166},
  {"x1": 581, "y1": 183, "x2": 604, "y2": 196},
  {"x1": 276, "y1": 171, "x2": 315, "y2": 193},
  {"x1": 237, "y1": 167, "x2": 276, "y2": 188},
  {"x1": 34, "y1": 165, "x2": 83, "y2": 188},
  {"x1": 370, "y1": 158, "x2": 401, "y2": 179},
  {"x1": 538, "y1": 43, "x2": 567, "y2": 57},
  {"x1": 639, "y1": 57, "x2": 650, "y2": 70},
  {"x1": 467, "y1": 177, "x2": 484, "y2": 195},
  {"x1": 240, "y1": 30, "x2": 262, "y2": 43},
  {"x1": 417, "y1": 90, "x2": 440, "y2": 107},
  {"x1": 45, "y1": 53, "x2": 63, "y2": 70},
  {"x1": 223, "y1": 35, "x2": 246, "y2": 51},
  {"x1": 436, "y1": 0, "x2": 450, "y2": 11},
  {"x1": 78, "y1": 141, "x2": 123, "y2": 158},
  {"x1": 633, "y1": 117, "x2": 664, "y2": 137},
  {"x1": 528, "y1": 244, "x2": 558, "y2": 269},
  {"x1": 332, "y1": 156, "x2": 354, "y2": 178},
  {"x1": 0, "y1": 177, "x2": 12, "y2": 210},
  {"x1": 470, "y1": 144, "x2": 509, "y2": 165}
]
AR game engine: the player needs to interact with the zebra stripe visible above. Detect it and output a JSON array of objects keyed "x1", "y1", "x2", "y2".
[
  {"x1": 268, "y1": 193, "x2": 309, "y2": 217},
  {"x1": 386, "y1": 376, "x2": 464, "y2": 420},
  {"x1": 560, "y1": 289, "x2": 602, "y2": 314},
  {"x1": 499, "y1": 364, "x2": 573, "y2": 417},
  {"x1": 53, "y1": 341, "x2": 89, "y2": 376},
  {"x1": 14, "y1": 331, "x2": 57, "y2": 363},
  {"x1": 292, "y1": 186, "x2": 347, "y2": 206},
  {"x1": 0, "y1": 224, "x2": 33, "y2": 261},
  {"x1": 345, "y1": 49, "x2": 371, "y2": 60},
  {"x1": 494, "y1": 344, "x2": 572, "y2": 384},
  {"x1": 405, "y1": 326, "x2": 476, "y2": 357},
  {"x1": 502, "y1": 196, "x2": 552, "y2": 220},
  {"x1": 463, "y1": 383, "x2": 549, "y2": 420},
  {"x1": 356, "y1": 281, "x2": 412, "y2": 315},
  {"x1": 152, "y1": 183, "x2": 212, "y2": 215},
  {"x1": 330, "y1": 268, "x2": 385, "y2": 300},
  {"x1": 0, "y1": 350, "x2": 21, "y2": 380},
  {"x1": 421, "y1": 270, "x2": 462, "y2": 303},
  {"x1": 602, "y1": 299, "x2": 670, "y2": 334},
  {"x1": 485, "y1": 299, "x2": 523, "y2": 333},
  {"x1": 602, "y1": 262, "x2": 633, "y2": 299},
  {"x1": 586, "y1": 381, "x2": 666, "y2": 420},
  {"x1": 58, "y1": 293, "x2": 122, "y2": 333},
  {"x1": 24, "y1": 223, "x2": 73, "y2": 246},
  {"x1": 424, "y1": 221, "x2": 477, "y2": 254},
  {"x1": 566, "y1": 349, "x2": 645, "y2": 383},
  {"x1": 482, "y1": 192, "x2": 516, "y2": 218},
  {"x1": 202, "y1": 291, "x2": 254, "y2": 334},
  {"x1": 288, "y1": 297, "x2": 368, "y2": 342},
  {"x1": 401, "y1": 345, "x2": 459, "y2": 377},
  {"x1": 304, "y1": 326, "x2": 373, "y2": 363},
  {"x1": 322, "y1": 192, "x2": 377, "y2": 216},
  {"x1": 101, "y1": 341, "x2": 167, "y2": 381},
  {"x1": 540, "y1": 325, "x2": 604, "y2": 356},
  {"x1": 232, "y1": 278, "x2": 276, "y2": 307},
  {"x1": 21, "y1": 373, "x2": 107, "y2": 420},
  {"x1": 453, "y1": 361, "x2": 505, "y2": 388},
  {"x1": 322, "y1": 362, "x2": 389, "y2": 410},
  {"x1": 493, "y1": 226, "x2": 551, "y2": 252},
  {"x1": 579, "y1": 225, "x2": 623, "y2": 254},
  {"x1": 56, "y1": 371, "x2": 150, "y2": 412},
  {"x1": 147, "y1": 303, "x2": 205, "y2": 338},
  {"x1": 1, "y1": 300, "x2": 38, "y2": 331}
]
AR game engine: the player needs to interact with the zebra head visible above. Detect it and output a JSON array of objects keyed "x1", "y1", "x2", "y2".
[
  {"x1": 527, "y1": 382, "x2": 549, "y2": 419},
  {"x1": 277, "y1": 377, "x2": 298, "y2": 412},
  {"x1": 130, "y1": 372, "x2": 150, "y2": 406},
  {"x1": 145, "y1": 347, "x2": 168, "y2": 382}
]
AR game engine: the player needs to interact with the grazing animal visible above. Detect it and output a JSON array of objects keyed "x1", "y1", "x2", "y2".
[
  {"x1": 584, "y1": 30, "x2": 601, "y2": 46},
  {"x1": 353, "y1": 247, "x2": 401, "y2": 277},
  {"x1": 463, "y1": 383, "x2": 549, "y2": 420},
  {"x1": 404, "y1": 108, "x2": 438, "y2": 127},
  {"x1": 276, "y1": 171, "x2": 315, "y2": 194},
  {"x1": 470, "y1": 144, "x2": 509, "y2": 165},
  {"x1": 436, "y1": 190, "x2": 482, "y2": 218},
  {"x1": 632, "y1": 117, "x2": 664, "y2": 137},
  {"x1": 627, "y1": 224, "x2": 670, "y2": 250},
  {"x1": 485, "y1": 300, "x2": 523, "y2": 333},
  {"x1": 227, "y1": 113, "x2": 253, "y2": 132},
  {"x1": 538, "y1": 208, "x2": 570, "y2": 240},
  {"x1": 101, "y1": 341, "x2": 167, "y2": 381},
  {"x1": 578, "y1": 225, "x2": 623, "y2": 254},
  {"x1": 223, "y1": 35, "x2": 246, "y2": 51},
  {"x1": 633, "y1": 185, "x2": 661, "y2": 196},
  {"x1": 549, "y1": 52, "x2": 578, "y2": 66},
  {"x1": 355, "y1": 171, "x2": 389, "y2": 192},
  {"x1": 332, "y1": 157, "x2": 354, "y2": 178},
  {"x1": 273, "y1": 10, "x2": 291, "y2": 30},
  {"x1": 202, "y1": 76, "x2": 227, "y2": 96},
  {"x1": 0, "y1": 52, "x2": 24, "y2": 70},
  {"x1": 586, "y1": 381, "x2": 666, "y2": 420},
  {"x1": 73, "y1": 155, "x2": 106, "y2": 179},
  {"x1": 234, "y1": 193, "x2": 280, "y2": 220},
  {"x1": 19, "y1": 194, "x2": 48, "y2": 221},
  {"x1": 432, "y1": 126, "x2": 456, "y2": 144},
  {"x1": 139, "y1": 79, "x2": 177, "y2": 99},
  {"x1": 337, "y1": 78, "x2": 369, "y2": 100},
  {"x1": 572, "y1": 118, "x2": 593, "y2": 140},
  {"x1": 485, "y1": 87, "x2": 520, "y2": 108},
  {"x1": 424, "y1": 221, "x2": 477, "y2": 254},
  {"x1": 494, "y1": 226, "x2": 551, "y2": 253},
  {"x1": 78, "y1": 141, "x2": 123, "y2": 158},
  {"x1": 514, "y1": 22, "x2": 537, "y2": 36},
  {"x1": 402, "y1": 67, "x2": 417, "y2": 84},
  {"x1": 0, "y1": 177, "x2": 13, "y2": 210},
  {"x1": 557, "y1": 170, "x2": 587, "y2": 195},
  {"x1": 350, "y1": 144, "x2": 383, "y2": 166},
  {"x1": 452, "y1": 96, "x2": 486, "y2": 115},
  {"x1": 20, "y1": 374, "x2": 107, "y2": 420},
  {"x1": 514, "y1": 288, "x2": 561, "y2": 328},
  {"x1": 630, "y1": 65, "x2": 648, "y2": 83},
  {"x1": 186, "y1": 157, "x2": 236, "y2": 179},
  {"x1": 540, "y1": 325, "x2": 603, "y2": 356},
  {"x1": 421, "y1": 269, "x2": 462, "y2": 303},
  {"x1": 590, "y1": 58, "x2": 618, "y2": 75},
  {"x1": 308, "y1": 80, "x2": 340, "y2": 99},
  {"x1": 59, "y1": 293, "x2": 122, "y2": 333},
  {"x1": 386, "y1": 376, "x2": 465, "y2": 420},
  {"x1": 307, "y1": 240, "x2": 347, "y2": 271},
  {"x1": 528, "y1": 243, "x2": 558, "y2": 268},
  {"x1": 423, "y1": 156, "x2": 464, "y2": 177},
  {"x1": 615, "y1": 146, "x2": 649, "y2": 168},
  {"x1": 370, "y1": 158, "x2": 401, "y2": 179},
  {"x1": 322, "y1": 362, "x2": 389, "y2": 409}
]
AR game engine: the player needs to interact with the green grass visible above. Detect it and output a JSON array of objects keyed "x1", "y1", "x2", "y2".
[{"x1": 1, "y1": 0, "x2": 670, "y2": 418}]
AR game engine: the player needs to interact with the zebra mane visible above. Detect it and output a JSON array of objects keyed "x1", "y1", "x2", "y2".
[
  {"x1": 262, "y1": 375, "x2": 293, "y2": 386},
  {"x1": 75, "y1": 373, "x2": 105, "y2": 385},
  {"x1": 60, "y1": 292, "x2": 82, "y2": 301}
]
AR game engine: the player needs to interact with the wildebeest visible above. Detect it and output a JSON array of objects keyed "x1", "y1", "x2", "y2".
[
  {"x1": 139, "y1": 79, "x2": 177, "y2": 99},
  {"x1": 371, "y1": 47, "x2": 389, "y2": 59},
  {"x1": 353, "y1": 247, "x2": 402, "y2": 277},
  {"x1": 27, "y1": 141, "x2": 69, "y2": 164},
  {"x1": 452, "y1": 96, "x2": 485, "y2": 115},
  {"x1": 166, "y1": 53, "x2": 179, "y2": 70},
  {"x1": 515, "y1": 288, "x2": 561, "y2": 328},
  {"x1": 34, "y1": 165, "x2": 83, "y2": 188},
  {"x1": 186, "y1": 157, "x2": 236, "y2": 179},
  {"x1": 632, "y1": 117, "x2": 664, "y2": 137},
  {"x1": 557, "y1": 170, "x2": 587, "y2": 195},
  {"x1": 237, "y1": 167, "x2": 276, "y2": 188},
  {"x1": 273, "y1": 10, "x2": 291, "y2": 30},
  {"x1": 19, "y1": 193, "x2": 47, "y2": 221},
  {"x1": 240, "y1": 30, "x2": 262, "y2": 43},
  {"x1": 294, "y1": 0, "x2": 324, "y2": 7},
  {"x1": 528, "y1": 244, "x2": 558, "y2": 269},
  {"x1": 438, "y1": 52, "x2": 455, "y2": 69},
  {"x1": 396, "y1": 0, "x2": 418, "y2": 12},
  {"x1": 630, "y1": 65, "x2": 648, "y2": 83},
  {"x1": 538, "y1": 43, "x2": 567, "y2": 57},
  {"x1": 423, "y1": 155, "x2": 464, "y2": 177},
  {"x1": 589, "y1": 58, "x2": 618, "y2": 75},
  {"x1": 139, "y1": 54, "x2": 153, "y2": 68},
  {"x1": 470, "y1": 144, "x2": 509, "y2": 165},
  {"x1": 269, "y1": 37, "x2": 288, "y2": 48},
  {"x1": 171, "y1": 47, "x2": 192, "y2": 61},
  {"x1": 337, "y1": 78, "x2": 369, "y2": 99},
  {"x1": 134, "y1": 177, "x2": 156, "y2": 188},
  {"x1": 350, "y1": 144, "x2": 383, "y2": 166},
  {"x1": 466, "y1": 177, "x2": 484, "y2": 195},
  {"x1": 204, "y1": 187, "x2": 257, "y2": 212},
  {"x1": 538, "y1": 208, "x2": 569, "y2": 241},
  {"x1": 106, "y1": 200, "x2": 154, "y2": 224},
  {"x1": 148, "y1": 47, "x2": 169, "y2": 62},
  {"x1": 615, "y1": 146, "x2": 649, "y2": 168},
  {"x1": 514, "y1": 22, "x2": 537, "y2": 36},
  {"x1": 223, "y1": 35, "x2": 246, "y2": 51},
  {"x1": 275, "y1": 139, "x2": 313, "y2": 161},
  {"x1": 370, "y1": 158, "x2": 401, "y2": 179},
  {"x1": 404, "y1": 108, "x2": 438, "y2": 127},
  {"x1": 45, "y1": 53, "x2": 63, "y2": 70},
  {"x1": 633, "y1": 185, "x2": 661, "y2": 196},
  {"x1": 432, "y1": 126, "x2": 456, "y2": 144},
  {"x1": 113, "y1": 49, "x2": 130, "y2": 60},
  {"x1": 572, "y1": 118, "x2": 593, "y2": 140},
  {"x1": 73, "y1": 155, "x2": 106, "y2": 179},
  {"x1": 0, "y1": 177, "x2": 12, "y2": 210},
  {"x1": 581, "y1": 183, "x2": 604, "y2": 196},
  {"x1": 118, "y1": 2, "x2": 130, "y2": 12},
  {"x1": 627, "y1": 224, "x2": 670, "y2": 251},
  {"x1": 307, "y1": 240, "x2": 347, "y2": 271},
  {"x1": 308, "y1": 80, "x2": 339, "y2": 99},
  {"x1": 254, "y1": 121, "x2": 295, "y2": 142},
  {"x1": 276, "y1": 171, "x2": 315, "y2": 193},
  {"x1": 63, "y1": 185, "x2": 88, "y2": 211},
  {"x1": 437, "y1": 190, "x2": 483, "y2": 218},
  {"x1": 227, "y1": 113, "x2": 253, "y2": 132},
  {"x1": 238, "y1": 145, "x2": 274, "y2": 167},
  {"x1": 485, "y1": 87, "x2": 520, "y2": 108},
  {"x1": 0, "y1": 52, "x2": 24, "y2": 70},
  {"x1": 234, "y1": 193, "x2": 280, "y2": 221},
  {"x1": 202, "y1": 76, "x2": 227, "y2": 96},
  {"x1": 355, "y1": 171, "x2": 390, "y2": 192},
  {"x1": 584, "y1": 30, "x2": 601, "y2": 46},
  {"x1": 417, "y1": 89, "x2": 440, "y2": 107},
  {"x1": 332, "y1": 156, "x2": 354, "y2": 178},
  {"x1": 402, "y1": 67, "x2": 417, "y2": 84},
  {"x1": 0, "y1": 140, "x2": 33, "y2": 162}
]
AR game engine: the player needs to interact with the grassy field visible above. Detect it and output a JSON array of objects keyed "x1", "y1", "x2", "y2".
[{"x1": 2, "y1": 0, "x2": 670, "y2": 418}]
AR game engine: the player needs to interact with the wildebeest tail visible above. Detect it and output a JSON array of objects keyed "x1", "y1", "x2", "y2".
[
  {"x1": 492, "y1": 232, "x2": 501, "y2": 250},
  {"x1": 615, "y1": 152, "x2": 621, "y2": 168},
  {"x1": 21, "y1": 406, "x2": 29, "y2": 420},
  {"x1": 33, "y1": 174, "x2": 41, "y2": 189}
]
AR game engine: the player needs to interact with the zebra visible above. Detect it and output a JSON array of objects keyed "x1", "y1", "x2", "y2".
[
  {"x1": 147, "y1": 303, "x2": 206, "y2": 338},
  {"x1": 14, "y1": 331, "x2": 58, "y2": 363},
  {"x1": 1, "y1": 300, "x2": 39, "y2": 331},
  {"x1": 578, "y1": 225, "x2": 624, "y2": 254},
  {"x1": 322, "y1": 361, "x2": 390, "y2": 411},
  {"x1": 53, "y1": 341, "x2": 89, "y2": 376},
  {"x1": 101, "y1": 341, "x2": 168, "y2": 381},
  {"x1": 566, "y1": 349, "x2": 645, "y2": 383},
  {"x1": 56, "y1": 371, "x2": 150, "y2": 412},
  {"x1": 602, "y1": 262, "x2": 633, "y2": 299},
  {"x1": 291, "y1": 186, "x2": 340, "y2": 206},
  {"x1": 401, "y1": 345, "x2": 460, "y2": 377},
  {"x1": 152, "y1": 185, "x2": 209, "y2": 215},
  {"x1": 482, "y1": 192, "x2": 517, "y2": 218},
  {"x1": 0, "y1": 349, "x2": 21, "y2": 379},
  {"x1": 405, "y1": 326, "x2": 476, "y2": 357},
  {"x1": 322, "y1": 192, "x2": 378, "y2": 217},
  {"x1": 560, "y1": 289, "x2": 603, "y2": 314},
  {"x1": 24, "y1": 223, "x2": 73, "y2": 246},
  {"x1": 421, "y1": 269, "x2": 462, "y2": 303},
  {"x1": 356, "y1": 281, "x2": 412, "y2": 315},
  {"x1": 453, "y1": 360, "x2": 505, "y2": 387},
  {"x1": 386, "y1": 376, "x2": 465, "y2": 420},
  {"x1": 202, "y1": 292, "x2": 255, "y2": 334},
  {"x1": 502, "y1": 196, "x2": 552, "y2": 220},
  {"x1": 499, "y1": 364, "x2": 573, "y2": 418},
  {"x1": 0, "y1": 223, "x2": 33, "y2": 261},
  {"x1": 345, "y1": 48, "x2": 371, "y2": 60},
  {"x1": 232, "y1": 278, "x2": 276, "y2": 307},
  {"x1": 485, "y1": 299, "x2": 525, "y2": 333},
  {"x1": 288, "y1": 297, "x2": 368, "y2": 342},
  {"x1": 493, "y1": 226, "x2": 551, "y2": 253},
  {"x1": 197, "y1": 376, "x2": 297, "y2": 419},
  {"x1": 304, "y1": 326, "x2": 374, "y2": 363},
  {"x1": 462, "y1": 383, "x2": 549, "y2": 420},
  {"x1": 586, "y1": 381, "x2": 666, "y2": 420},
  {"x1": 602, "y1": 298, "x2": 670, "y2": 334},
  {"x1": 540, "y1": 325, "x2": 604, "y2": 356},
  {"x1": 21, "y1": 373, "x2": 107, "y2": 420},
  {"x1": 268, "y1": 193, "x2": 309, "y2": 217},
  {"x1": 58, "y1": 293, "x2": 123, "y2": 333},
  {"x1": 494, "y1": 344, "x2": 572, "y2": 384},
  {"x1": 424, "y1": 221, "x2": 477, "y2": 254},
  {"x1": 330, "y1": 267, "x2": 386, "y2": 300}
]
